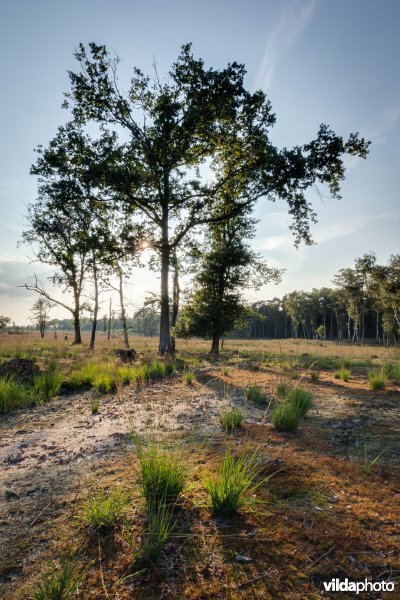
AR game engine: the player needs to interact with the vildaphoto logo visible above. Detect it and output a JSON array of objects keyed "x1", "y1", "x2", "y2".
[{"x1": 322, "y1": 578, "x2": 396, "y2": 594}]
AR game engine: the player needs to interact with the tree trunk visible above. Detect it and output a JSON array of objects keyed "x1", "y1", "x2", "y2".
[
  {"x1": 107, "y1": 298, "x2": 112, "y2": 341},
  {"x1": 210, "y1": 332, "x2": 220, "y2": 355},
  {"x1": 170, "y1": 250, "x2": 180, "y2": 354},
  {"x1": 73, "y1": 311, "x2": 82, "y2": 344},
  {"x1": 158, "y1": 206, "x2": 172, "y2": 354},
  {"x1": 118, "y1": 270, "x2": 130, "y2": 349},
  {"x1": 72, "y1": 289, "x2": 82, "y2": 344},
  {"x1": 89, "y1": 257, "x2": 99, "y2": 351}
]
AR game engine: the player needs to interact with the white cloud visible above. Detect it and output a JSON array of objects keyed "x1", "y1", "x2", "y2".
[{"x1": 254, "y1": 0, "x2": 319, "y2": 90}]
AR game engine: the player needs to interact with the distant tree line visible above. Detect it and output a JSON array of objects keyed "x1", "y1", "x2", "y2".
[{"x1": 229, "y1": 253, "x2": 400, "y2": 346}]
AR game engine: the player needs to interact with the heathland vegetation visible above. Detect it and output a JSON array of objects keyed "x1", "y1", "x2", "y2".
[{"x1": 0, "y1": 44, "x2": 398, "y2": 599}]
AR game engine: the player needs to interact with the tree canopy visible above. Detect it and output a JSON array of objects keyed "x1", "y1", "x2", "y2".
[{"x1": 57, "y1": 42, "x2": 369, "y2": 353}]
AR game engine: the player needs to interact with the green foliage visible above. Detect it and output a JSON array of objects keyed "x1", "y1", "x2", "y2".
[
  {"x1": 221, "y1": 366, "x2": 230, "y2": 377},
  {"x1": 91, "y1": 398, "x2": 99, "y2": 414},
  {"x1": 29, "y1": 554, "x2": 82, "y2": 600},
  {"x1": 79, "y1": 489, "x2": 129, "y2": 530},
  {"x1": 339, "y1": 368, "x2": 351, "y2": 382},
  {"x1": 94, "y1": 373, "x2": 117, "y2": 394},
  {"x1": 219, "y1": 408, "x2": 244, "y2": 433},
  {"x1": 204, "y1": 450, "x2": 265, "y2": 514},
  {"x1": 33, "y1": 371, "x2": 62, "y2": 402},
  {"x1": 286, "y1": 387, "x2": 313, "y2": 417},
  {"x1": 368, "y1": 370, "x2": 386, "y2": 390},
  {"x1": 310, "y1": 371, "x2": 319, "y2": 383},
  {"x1": 183, "y1": 371, "x2": 195, "y2": 385},
  {"x1": 142, "y1": 501, "x2": 176, "y2": 562},
  {"x1": 117, "y1": 366, "x2": 135, "y2": 385},
  {"x1": 245, "y1": 384, "x2": 266, "y2": 405},
  {"x1": 271, "y1": 402, "x2": 302, "y2": 432},
  {"x1": 137, "y1": 446, "x2": 187, "y2": 507},
  {"x1": 383, "y1": 362, "x2": 400, "y2": 384},
  {"x1": 134, "y1": 364, "x2": 150, "y2": 385},
  {"x1": 0, "y1": 377, "x2": 31, "y2": 414}
]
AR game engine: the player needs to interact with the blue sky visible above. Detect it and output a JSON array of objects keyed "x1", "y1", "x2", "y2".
[{"x1": 0, "y1": 0, "x2": 399, "y2": 323}]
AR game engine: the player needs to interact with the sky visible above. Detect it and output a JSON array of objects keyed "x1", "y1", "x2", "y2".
[{"x1": 0, "y1": 0, "x2": 399, "y2": 324}]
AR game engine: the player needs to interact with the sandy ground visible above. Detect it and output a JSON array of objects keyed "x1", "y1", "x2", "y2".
[{"x1": 0, "y1": 367, "x2": 399, "y2": 596}]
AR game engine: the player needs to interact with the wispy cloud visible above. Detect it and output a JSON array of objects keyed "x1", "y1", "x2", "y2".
[
  {"x1": 345, "y1": 99, "x2": 400, "y2": 171},
  {"x1": 257, "y1": 210, "x2": 400, "y2": 251},
  {"x1": 254, "y1": 0, "x2": 319, "y2": 90}
]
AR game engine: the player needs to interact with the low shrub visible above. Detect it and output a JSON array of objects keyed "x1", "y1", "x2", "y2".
[
  {"x1": 286, "y1": 387, "x2": 312, "y2": 417},
  {"x1": 219, "y1": 408, "x2": 243, "y2": 433},
  {"x1": 310, "y1": 371, "x2": 319, "y2": 383},
  {"x1": 245, "y1": 385, "x2": 266, "y2": 405},
  {"x1": 204, "y1": 450, "x2": 265, "y2": 514},
  {"x1": 91, "y1": 398, "x2": 99, "y2": 414}
]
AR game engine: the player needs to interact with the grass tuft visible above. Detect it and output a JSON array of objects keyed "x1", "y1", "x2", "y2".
[
  {"x1": 142, "y1": 501, "x2": 176, "y2": 562},
  {"x1": 339, "y1": 368, "x2": 351, "y2": 382},
  {"x1": 219, "y1": 407, "x2": 244, "y2": 433},
  {"x1": 286, "y1": 387, "x2": 313, "y2": 417},
  {"x1": 183, "y1": 370, "x2": 195, "y2": 385},
  {"x1": 271, "y1": 402, "x2": 302, "y2": 432},
  {"x1": 204, "y1": 450, "x2": 265, "y2": 514},
  {"x1": 79, "y1": 489, "x2": 129, "y2": 530},
  {"x1": 33, "y1": 371, "x2": 62, "y2": 402},
  {"x1": 29, "y1": 554, "x2": 82, "y2": 600},
  {"x1": 245, "y1": 384, "x2": 266, "y2": 405},
  {"x1": 137, "y1": 445, "x2": 187, "y2": 507},
  {"x1": 368, "y1": 370, "x2": 386, "y2": 390},
  {"x1": 0, "y1": 376, "x2": 31, "y2": 413}
]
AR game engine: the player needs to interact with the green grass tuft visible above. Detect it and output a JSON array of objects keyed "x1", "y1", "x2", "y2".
[
  {"x1": 368, "y1": 370, "x2": 386, "y2": 390},
  {"x1": 29, "y1": 554, "x2": 82, "y2": 600},
  {"x1": 183, "y1": 370, "x2": 195, "y2": 385},
  {"x1": 219, "y1": 407, "x2": 244, "y2": 433},
  {"x1": 271, "y1": 402, "x2": 302, "y2": 432},
  {"x1": 204, "y1": 450, "x2": 266, "y2": 514},
  {"x1": 0, "y1": 376, "x2": 31, "y2": 414},
  {"x1": 137, "y1": 445, "x2": 187, "y2": 507},
  {"x1": 33, "y1": 371, "x2": 62, "y2": 402},
  {"x1": 339, "y1": 367, "x2": 351, "y2": 382},
  {"x1": 142, "y1": 501, "x2": 176, "y2": 562},
  {"x1": 245, "y1": 384, "x2": 267, "y2": 405},
  {"x1": 79, "y1": 489, "x2": 129, "y2": 530},
  {"x1": 286, "y1": 387, "x2": 313, "y2": 417}
]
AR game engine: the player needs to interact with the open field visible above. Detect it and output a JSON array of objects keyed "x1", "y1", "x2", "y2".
[{"x1": 0, "y1": 334, "x2": 399, "y2": 598}]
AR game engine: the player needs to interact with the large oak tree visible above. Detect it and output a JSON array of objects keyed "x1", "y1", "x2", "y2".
[{"x1": 57, "y1": 43, "x2": 370, "y2": 353}]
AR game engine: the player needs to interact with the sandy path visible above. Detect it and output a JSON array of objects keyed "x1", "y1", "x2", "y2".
[{"x1": 0, "y1": 375, "x2": 231, "y2": 588}]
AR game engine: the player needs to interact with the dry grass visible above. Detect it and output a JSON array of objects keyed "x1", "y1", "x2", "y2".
[{"x1": 1, "y1": 334, "x2": 399, "y2": 599}]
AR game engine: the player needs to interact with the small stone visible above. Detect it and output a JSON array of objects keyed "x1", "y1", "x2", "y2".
[{"x1": 235, "y1": 554, "x2": 252, "y2": 563}]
